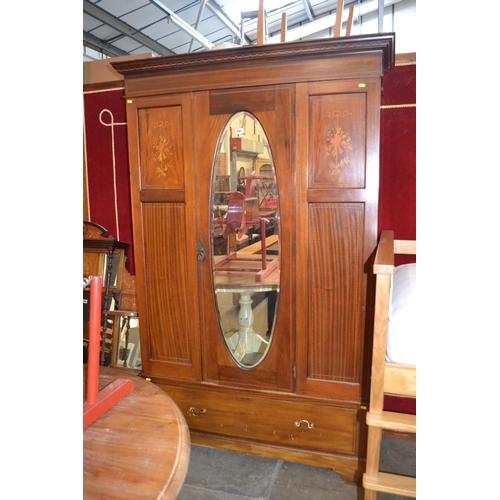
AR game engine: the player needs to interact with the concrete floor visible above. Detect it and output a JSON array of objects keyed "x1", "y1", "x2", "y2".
[{"x1": 178, "y1": 435, "x2": 415, "y2": 499}]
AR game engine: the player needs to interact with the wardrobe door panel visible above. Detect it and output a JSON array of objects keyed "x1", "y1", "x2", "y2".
[
  {"x1": 295, "y1": 80, "x2": 380, "y2": 401},
  {"x1": 194, "y1": 86, "x2": 295, "y2": 392},
  {"x1": 125, "y1": 94, "x2": 202, "y2": 380},
  {"x1": 307, "y1": 203, "x2": 364, "y2": 383},
  {"x1": 142, "y1": 202, "x2": 192, "y2": 363}
]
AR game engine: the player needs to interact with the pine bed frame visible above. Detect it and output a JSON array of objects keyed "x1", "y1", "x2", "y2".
[{"x1": 363, "y1": 230, "x2": 416, "y2": 498}]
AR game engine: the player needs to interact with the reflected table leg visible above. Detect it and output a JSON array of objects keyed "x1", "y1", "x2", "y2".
[{"x1": 227, "y1": 291, "x2": 269, "y2": 363}]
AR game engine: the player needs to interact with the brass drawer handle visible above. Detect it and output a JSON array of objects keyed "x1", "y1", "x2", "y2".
[
  {"x1": 187, "y1": 406, "x2": 206, "y2": 417},
  {"x1": 294, "y1": 419, "x2": 314, "y2": 429}
]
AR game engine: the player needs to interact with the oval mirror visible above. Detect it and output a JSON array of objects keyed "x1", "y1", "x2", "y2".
[{"x1": 211, "y1": 112, "x2": 280, "y2": 368}]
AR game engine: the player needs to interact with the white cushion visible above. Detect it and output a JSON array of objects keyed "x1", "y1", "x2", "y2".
[{"x1": 386, "y1": 263, "x2": 416, "y2": 365}]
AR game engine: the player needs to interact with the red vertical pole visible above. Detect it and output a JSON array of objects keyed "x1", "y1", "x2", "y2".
[{"x1": 87, "y1": 275, "x2": 102, "y2": 404}]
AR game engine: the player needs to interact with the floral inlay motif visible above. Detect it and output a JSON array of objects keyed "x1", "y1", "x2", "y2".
[
  {"x1": 152, "y1": 135, "x2": 174, "y2": 177},
  {"x1": 324, "y1": 110, "x2": 352, "y2": 175}
]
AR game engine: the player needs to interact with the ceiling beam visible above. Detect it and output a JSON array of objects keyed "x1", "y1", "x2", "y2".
[
  {"x1": 83, "y1": 31, "x2": 129, "y2": 57},
  {"x1": 188, "y1": 0, "x2": 207, "y2": 52},
  {"x1": 206, "y1": 0, "x2": 245, "y2": 43},
  {"x1": 301, "y1": 0, "x2": 314, "y2": 22},
  {"x1": 83, "y1": 0, "x2": 175, "y2": 55},
  {"x1": 378, "y1": 0, "x2": 384, "y2": 32},
  {"x1": 148, "y1": 0, "x2": 214, "y2": 49}
]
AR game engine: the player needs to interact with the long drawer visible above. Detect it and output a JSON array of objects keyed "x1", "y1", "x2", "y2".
[{"x1": 155, "y1": 381, "x2": 364, "y2": 456}]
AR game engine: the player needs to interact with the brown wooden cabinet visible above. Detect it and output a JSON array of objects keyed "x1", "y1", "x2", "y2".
[{"x1": 112, "y1": 33, "x2": 395, "y2": 484}]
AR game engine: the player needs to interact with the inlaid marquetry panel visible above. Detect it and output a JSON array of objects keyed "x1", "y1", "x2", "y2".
[
  {"x1": 138, "y1": 106, "x2": 185, "y2": 190},
  {"x1": 307, "y1": 203, "x2": 364, "y2": 382},
  {"x1": 143, "y1": 202, "x2": 191, "y2": 364},
  {"x1": 309, "y1": 93, "x2": 366, "y2": 189}
]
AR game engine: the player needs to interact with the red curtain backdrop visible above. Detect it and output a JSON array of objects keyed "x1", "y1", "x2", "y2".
[
  {"x1": 83, "y1": 88, "x2": 135, "y2": 274},
  {"x1": 378, "y1": 62, "x2": 416, "y2": 415},
  {"x1": 379, "y1": 63, "x2": 416, "y2": 241}
]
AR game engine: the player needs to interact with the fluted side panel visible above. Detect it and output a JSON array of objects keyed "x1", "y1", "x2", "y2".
[
  {"x1": 308, "y1": 203, "x2": 363, "y2": 382},
  {"x1": 143, "y1": 202, "x2": 191, "y2": 363}
]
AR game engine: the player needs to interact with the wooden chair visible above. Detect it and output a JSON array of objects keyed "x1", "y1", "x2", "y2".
[{"x1": 363, "y1": 230, "x2": 416, "y2": 498}]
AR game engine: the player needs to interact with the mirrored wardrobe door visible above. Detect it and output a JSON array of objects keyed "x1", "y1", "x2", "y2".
[
  {"x1": 193, "y1": 87, "x2": 295, "y2": 391},
  {"x1": 211, "y1": 111, "x2": 280, "y2": 369}
]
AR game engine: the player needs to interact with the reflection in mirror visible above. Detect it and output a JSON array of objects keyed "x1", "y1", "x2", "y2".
[
  {"x1": 114, "y1": 316, "x2": 142, "y2": 369},
  {"x1": 211, "y1": 112, "x2": 280, "y2": 368},
  {"x1": 101, "y1": 252, "x2": 121, "y2": 288}
]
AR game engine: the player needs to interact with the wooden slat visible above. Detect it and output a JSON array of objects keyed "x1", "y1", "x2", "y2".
[
  {"x1": 394, "y1": 239, "x2": 416, "y2": 255},
  {"x1": 140, "y1": 189, "x2": 185, "y2": 203},
  {"x1": 334, "y1": 0, "x2": 344, "y2": 37},
  {"x1": 384, "y1": 363, "x2": 416, "y2": 397},
  {"x1": 369, "y1": 273, "x2": 391, "y2": 413},
  {"x1": 281, "y1": 13, "x2": 287, "y2": 42},
  {"x1": 257, "y1": 0, "x2": 265, "y2": 45},
  {"x1": 236, "y1": 235, "x2": 279, "y2": 255},
  {"x1": 363, "y1": 472, "x2": 416, "y2": 497},
  {"x1": 346, "y1": 5, "x2": 354, "y2": 36},
  {"x1": 373, "y1": 230, "x2": 395, "y2": 275},
  {"x1": 366, "y1": 411, "x2": 416, "y2": 433}
]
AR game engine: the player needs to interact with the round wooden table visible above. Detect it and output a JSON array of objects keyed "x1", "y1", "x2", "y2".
[{"x1": 83, "y1": 366, "x2": 190, "y2": 499}]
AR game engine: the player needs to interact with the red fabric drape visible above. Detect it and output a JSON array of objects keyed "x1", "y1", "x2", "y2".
[
  {"x1": 83, "y1": 89, "x2": 134, "y2": 274},
  {"x1": 379, "y1": 62, "x2": 417, "y2": 415},
  {"x1": 379, "y1": 64, "x2": 416, "y2": 240}
]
